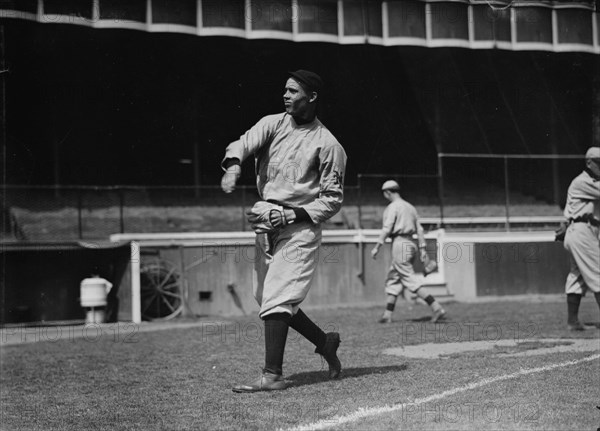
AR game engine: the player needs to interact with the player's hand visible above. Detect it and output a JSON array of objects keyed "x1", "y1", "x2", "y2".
[
  {"x1": 221, "y1": 165, "x2": 241, "y2": 193},
  {"x1": 246, "y1": 201, "x2": 284, "y2": 233},
  {"x1": 420, "y1": 249, "x2": 428, "y2": 262},
  {"x1": 269, "y1": 208, "x2": 286, "y2": 228},
  {"x1": 371, "y1": 245, "x2": 380, "y2": 259}
]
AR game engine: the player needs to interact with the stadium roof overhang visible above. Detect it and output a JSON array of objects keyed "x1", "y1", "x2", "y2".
[
  {"x1": 0, "y1": 241, "x2": 131, "y2": 252},
  {"x1": 1, "y1": 0, "x2": 598, "y2": 54}
]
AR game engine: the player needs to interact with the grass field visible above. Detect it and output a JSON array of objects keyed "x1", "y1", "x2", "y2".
[{"x1": 1, "y1": 299, "x2": 599, "y2": 431}]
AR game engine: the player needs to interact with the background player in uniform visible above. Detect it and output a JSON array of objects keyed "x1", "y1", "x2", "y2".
[
  {"x1": 371, "y1": 180, "x2": 446, "y2": 324},
  {"x1": 562, "y1": 146, "x2": 600, "y2": 331},
  {"x1": 221, "y1": 70, "x2": 347, "y2": 392}
]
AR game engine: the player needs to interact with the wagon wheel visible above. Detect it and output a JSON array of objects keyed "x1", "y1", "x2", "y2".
[{"x1": 140, "y1": 259, "x2": 183, "y2": 321}]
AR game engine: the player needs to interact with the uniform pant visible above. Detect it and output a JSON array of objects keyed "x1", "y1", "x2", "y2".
[
  {"x1": 253, "y1": 221, "x2": 321, "y2": 319},
  {"x1": 384, "y1": 236, "x2": 423, "y2": 296},
  {"x1": 564, "y1": 222, "x2": 600, "y2": 295}
]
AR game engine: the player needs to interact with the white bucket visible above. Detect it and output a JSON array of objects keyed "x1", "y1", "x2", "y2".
[{"x1": 80, "y1": 278, "x2": 109, "y2": 307}]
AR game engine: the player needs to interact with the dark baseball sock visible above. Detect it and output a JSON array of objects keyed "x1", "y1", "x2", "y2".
[
  {"x1": 423, "y1": 295, "x2": 435, "y2": 305},
  {"x1": 382, "y1": 294, "x2": 397, "y2": 318},
  {"x1": 289, "y1": 309, "x2": 327, "y2": 350},
  {"x1": 263, "y1": 313, "x2": 291, "y2": 375},
  {"x1": 420, "y1": 292, "x2": 443, "y2": 312},
  {"x1": 567, "y1": 293, "x2": 582, "y2": 324}
]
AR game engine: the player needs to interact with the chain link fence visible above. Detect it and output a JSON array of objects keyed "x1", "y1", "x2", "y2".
[{"x1": 1, "y1": 155, "x2": 585, "y2": 241}]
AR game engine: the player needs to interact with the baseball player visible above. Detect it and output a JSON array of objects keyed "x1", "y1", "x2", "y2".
[
  {"x1": 563, "y1": 146, "x2": 600, "y2": 331},
  {"x1": 371, "y1": 180, "x2": 446, "y2": 324},
  {"x1": 221, "y1": 70, "x2": 347, "y2": 392}
]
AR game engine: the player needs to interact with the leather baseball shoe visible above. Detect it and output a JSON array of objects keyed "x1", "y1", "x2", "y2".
[
  {"x1": 431, "y1": 308, "x2": 446, "y2": 323},
  {"x1": 568, "y1": 321, "x2": 586, "y2": 331},
  {"x1": 232, "y1": 371, "x2": 287, "y2": 393},
  {"x1": 315, "y1": 332, "x2": 342, "y2": 379},
  {"x1": 378, "y1": 316, "x2": 392, "y2": 324}
]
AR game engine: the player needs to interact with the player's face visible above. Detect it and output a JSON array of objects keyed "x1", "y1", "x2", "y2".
[
  {"x1": 283, "y1": 78, "x2": 314, "y2": 118},
  {"x1": 587, "y1": 158, "x2": 600, "y2": 176}
]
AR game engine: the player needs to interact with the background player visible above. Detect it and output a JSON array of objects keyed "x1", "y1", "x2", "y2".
[
  {"x1": 562, "y1": 146, "x2": 600, "y2": 331},
  {"x1": 371, "y1": 180, "x2": 446, "y2": 324},
  {"x1": 221, "y1": 70, "x2": 347, "y2": 392}
]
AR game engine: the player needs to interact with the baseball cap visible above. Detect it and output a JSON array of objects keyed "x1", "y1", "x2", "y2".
[
  {"x1": 382, "y1": 180, "x2": 400, "y2": 191},
  {"x1": 585, "y1": 146, "x2": 600, "y2": 159},
  {"x1": 288, "y1": 70, "x2": 323, "y2": 94}
]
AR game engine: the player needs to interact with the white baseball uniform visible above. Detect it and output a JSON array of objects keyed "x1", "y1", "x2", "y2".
[
  {"x1": 222, "y1": 113, "x2": 347, "y2": 318},
  {"x1": 380, "y1": 199, "x2": 424, "y2": 296},
  {"x1": 563, "y1": 169, "x2": 600, "y2": 295}
]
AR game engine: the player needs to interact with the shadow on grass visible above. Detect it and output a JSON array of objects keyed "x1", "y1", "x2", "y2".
[
  {"x1": 286, "y1": 364, "x2": 409, "y2": 388},
  {"x1": 408, "y1": 316, "x2": 433, "y2": 322},
  {"x1": 582, "y1": 321, "x2": 600, "y2": 328},
  {"x1": 407, "y1": 315, "x2": 454, "y2": 323}
]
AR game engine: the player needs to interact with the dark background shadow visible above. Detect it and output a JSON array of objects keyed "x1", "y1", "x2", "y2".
[{"x1": 286, "y1": 364, "x2": 409, "y2": 388}]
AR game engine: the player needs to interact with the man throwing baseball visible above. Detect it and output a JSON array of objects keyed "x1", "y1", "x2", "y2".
[
  {"x1": 371, "y1": 180, "x2": 446, "y2": 324},
  {"x1": 221, "y1": 70, "x2": 347, "y2": 392},
  {"x1": 563, "y1": 146, "x2": 600, "y2": 331}
]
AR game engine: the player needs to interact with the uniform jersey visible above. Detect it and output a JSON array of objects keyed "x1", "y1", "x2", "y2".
[
  {"x1": 222, "y1": 113, "x2": 347, "y2": 224},
  {"x1": 223, "y1": 112, "x2": 347, "y2": 318},
  {"x1": 381, "y1": 198, "x2": 420, "y2": 237},
  {"x1": 563, "y1": 169, "x2": 600, "y2": 295},
  {"x1": 563, "y1": 170, "x2": 600, "y2": 221},
  {"x1": 380, "y1": 198, "x2": 424, "y2": 296}
]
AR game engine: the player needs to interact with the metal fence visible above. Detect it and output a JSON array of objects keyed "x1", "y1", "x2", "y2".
[{"x1": 1, "y1": 155, "x2": 585, "y2": 241}]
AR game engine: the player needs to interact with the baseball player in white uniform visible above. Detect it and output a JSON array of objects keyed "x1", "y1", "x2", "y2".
[
  {"x1": 563, "y1": 146, "x2": 600, "y2": 331},
  {"x1": 371, "y1": 180, "x2": 446, "y2": 324},
  {"x1": 221, "y1": 70, "x2": 347, "y2": 392}
]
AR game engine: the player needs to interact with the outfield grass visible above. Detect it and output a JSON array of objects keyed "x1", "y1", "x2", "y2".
[{"x1": 1, "y1": 299, "x2": 599, "y2": 430}]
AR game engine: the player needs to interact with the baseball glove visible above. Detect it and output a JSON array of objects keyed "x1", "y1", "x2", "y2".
[
  {"x1": 422, "y1": 253, "x2": 438, "y2": 276},
  {"x1": 246, "y1": 201, "x2": 284, "y2": 234},
  {"x1": 554, "y1": 222, "x2": 567, "y2": 242}
]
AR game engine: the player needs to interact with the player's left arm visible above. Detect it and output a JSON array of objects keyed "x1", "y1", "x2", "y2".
[
  {"x1": 301, "y1": 143, "x2": 347, "y2": 224},
  {"x1": 416, "y1": 221, "x2": 428, "y2": 261}
]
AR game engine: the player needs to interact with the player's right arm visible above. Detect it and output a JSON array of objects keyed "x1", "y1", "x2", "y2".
[
  {"x1": 371, "y1": 206, "x2": 394, "y2": 259},
  {"x1": 563, "y1": 173, "x2": 600, "y2": 220},
  {"x1": 571, "y1": 174, "x2": 600, "y2": 201},
  {"x1": 220, "y1": 115, "x2": 276, "y2": 193},
  {"x1": 221, "y1": 160, "x2": 241, "y2": 194}
]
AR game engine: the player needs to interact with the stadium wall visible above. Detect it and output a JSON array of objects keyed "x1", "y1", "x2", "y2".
[
  {"x1": 111, "y1": 230, "x2": 570, "y2": 322},
  {"x1": 0, "y1": 242, "x2": 132, "y2": 325},
  {"x1": 0, "y1": 231, "x2": 569, "y2": 326},
  {"x1": 439, "y1": 232, "x2": 570, "y2": 300}
]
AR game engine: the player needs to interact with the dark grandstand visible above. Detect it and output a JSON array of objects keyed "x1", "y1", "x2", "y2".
[{"x1": 1, "y1": 0, "x2": 599, "y2": 239}]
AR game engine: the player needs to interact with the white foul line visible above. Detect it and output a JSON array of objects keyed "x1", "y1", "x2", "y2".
[{"x1": 283, "y1": 353, "x2": 600, "y2": 431}]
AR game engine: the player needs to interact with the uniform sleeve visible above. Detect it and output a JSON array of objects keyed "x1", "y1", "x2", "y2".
[
  {"x1": 571, "y1": 176, "x2": 600, "y2": 201},
  {"x1": 381, "y1": 205, "x2": 395, "y2": 235},
  {"x1": 303, "y1": 143, "x2": 347, "y2": 224},
  {"x1": 221, "y1": 116, "x2": 275, "y2": 171},
  {"x1": 416, "y1": 221, "x2": 426, "y2": 247}
]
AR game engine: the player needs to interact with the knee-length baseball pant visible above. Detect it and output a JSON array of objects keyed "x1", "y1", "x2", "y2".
[
  {"x1": 564, "y1": 222, "x2": 600, "y2": 295},
  {"x1": 384, "y1": 236, "x2": 423, "y2": 296},
  {"x1": 253, "y1": 221, "x2": 322, "y2": 319}
]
